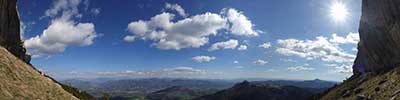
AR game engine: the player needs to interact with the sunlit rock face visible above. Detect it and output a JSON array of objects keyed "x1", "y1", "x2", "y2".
[
  {"x1": 353, "y1": 0, "x2": 400, "y2": 74},
  {"x1": 0, "y1": 0, "x2": 30, "y2": 63}
]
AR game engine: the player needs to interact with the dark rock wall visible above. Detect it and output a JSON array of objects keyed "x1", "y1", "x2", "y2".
[
  {"x1": 0, "y1": 0, "x2": 30, "y2": 63},
  {"x1": 353, "y1": 0, "x2": 400, "y2": 74}
]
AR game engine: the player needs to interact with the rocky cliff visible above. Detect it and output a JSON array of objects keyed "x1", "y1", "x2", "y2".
[
  {"x1": 317, "y1": 0, "x2": 400, "y2": 99},
  {"x1": 0, "y1": 0, "x2": 30, "y2": 63},
  {"x1": 0, "y1": 0, "x2": 96, "y2": 99},
  {"x1": 353, "y1": 0, "x2": 400, "y2": 74}
]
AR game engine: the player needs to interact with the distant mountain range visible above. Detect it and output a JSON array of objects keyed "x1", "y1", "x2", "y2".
[
  {"x1": 146, "y1": 86, "x2": 207, "y2": 100},
  {"x1": 196, "y1": 81, "x2": 314, "y2": 100},
  {"x1": 61, "y1": 78, "x2": 338, "y2": 100},
  {"x1": 61, "y1": 78, "x2": 234, "y2": 99}
]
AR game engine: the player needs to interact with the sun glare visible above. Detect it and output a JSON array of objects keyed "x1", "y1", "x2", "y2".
[{"x1": 330, "y1": 2, "x2": 349, "y2": 22}]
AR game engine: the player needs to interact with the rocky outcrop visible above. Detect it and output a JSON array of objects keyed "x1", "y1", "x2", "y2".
[
  {"x1": 353, "y1": 0, "x2": 400, "y2": 74},
  {"x1": 317, "y1": 0, "x2": 400, "y2": 99},
  {"x1": 0, "y1": 0, "x2": 30, "y2": 63}
]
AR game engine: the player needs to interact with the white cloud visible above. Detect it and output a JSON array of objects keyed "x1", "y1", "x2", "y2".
[
  {"x1": 352, "y1": 48, "x2": 358, "y2": 51},
  {"x1": 65, "y1": 66, "x2": 212, "y2": 78},
  {"x1": 266, "y1": 69, "x2": 277, "y2": 72},
  {"x1": 223, "y1": 8, "x2": 259, "y2": 36},
  {"x1": 238, "y1": 45, "x2": 248, "y2": 51},
  {"x1": 43, "y1": 0, "x2": 81, "y2": 18},
  {"x1": 235, "y1": 66, "x2": 244, "y2": 69},
  {"x1": 192, "y1": 56, "x2": 216, "y2": 63},
  {"x1": 24, "y1": 0, "x2": 97, "y2": 58},
  {"x1": 208, "y1": 39, "x2": 239, "y2": 51},
  {"x1": 281, "y1": 59, "x2": 296, "y2": 62},
  {"x1": 326, "y1": 64, "x2": 352, "y2": 73},
  {"x1": 125, "y1": 8, "x2": 259, "y2": 50},
  {"x1": 233, "y1": 60, "x2": 239, "y2": 64},
  {"x1": 123, "y1": 35, "x2": 136, "y2": 42},
  {"x1": 20, "y1": 21, "x2": 26, "y2": 40},
  {"x1": 168, "y1": 67, "x2": 205, "y2": 73},
  {"x1": 329, "y1": 32, "x2": 359, "y2": 44},
  {"x1": 253, "y1": 59, "x2": 268, "y2": 65},
  {"x1": 126, "y1": 12, "x2": 227, "y2": 50},
  {"x1": 276, "y1": 33, "x2": 357, "y2": 63},
  {"x1": 259, "y1": 42, "x2": 271, "y2": 49},
  {"x1": 287, "y1": 66, "x2": 315, "y2": 71},
  {"x1": 165, "y1": 3, "x2": 187, "y2": 17},
  {"x1": 91, "y1": 8, "x2": 101, "y2": 15}
]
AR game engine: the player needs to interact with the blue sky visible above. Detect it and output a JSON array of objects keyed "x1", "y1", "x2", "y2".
[{"x1": 18, "y1": 0, "x2": 362, "y2": 81}]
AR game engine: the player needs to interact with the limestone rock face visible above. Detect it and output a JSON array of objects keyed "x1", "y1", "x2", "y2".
[
  {"x1": 0, "y1": 0, "x2": 30, "y2": 63},
  {"x1": 353, "y1": 0, "x2": 400, "y2": 74}
]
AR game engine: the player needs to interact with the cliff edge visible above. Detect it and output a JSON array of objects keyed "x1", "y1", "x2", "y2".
[
  {"x1": 353, "y1": 0, "x2": 400, "y2": 75},
  {"x1": 0, "y1": 0, "x2": 95, "y2": 99},
  {"x1": 0, "y1": 0, "x2": 30, "y2": 63},
  {"x1": 318, "y1": 0, "x2": 400, "y2": 99}
]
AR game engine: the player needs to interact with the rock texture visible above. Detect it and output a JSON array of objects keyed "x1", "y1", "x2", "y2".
[
  {"x1": 317, "y1": 0, "x2": 400, "y2": 99},
  {"x1": 0, "y1": 0, "x2": 30, "y2": 63},
  {"x1": 318, "y1": 66, "x2": 400, "y2": 100},
  {"x1": 353, "y1": 0, "x2": 400, "y2": 74},
  {"x1": 0, "y1": 0, "x2": 95, "y2": 99}
]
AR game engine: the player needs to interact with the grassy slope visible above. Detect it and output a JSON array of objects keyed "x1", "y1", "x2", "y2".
[
  {"x1": 320, "y1": 67, "x2": 400, "y2": 100},
  {"x1": 0, "y1": 47, "x2": 79, "y2": 100}
]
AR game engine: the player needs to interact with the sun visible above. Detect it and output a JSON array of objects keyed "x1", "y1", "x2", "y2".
[{"x1": 330, "y1": 1, "x2": 349, "y2": 22}]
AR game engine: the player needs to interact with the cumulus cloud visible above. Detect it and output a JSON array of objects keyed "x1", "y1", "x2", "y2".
[
  {"x1": 208, "y1": 39, "x2": 239, "y2": 51},
  {"x1": 259, "y1": 42, "x2": 271, "y2": 49},
  {"x1": 24, "y1": 0, "x2": 97, "y2": 58},
  {"x1": 326, "y1": 64, "x2": 352, "y2": 73},
  {"x1": 233, "y1": 60, "x2": 239, "y2": 64},
  {"x1": 237, "y1": 45, "x2": 248, "y2": 51},
  {"x1": 192, "y1": 56, "x2": 216, "y2": 63},
  {"x1": 165, "y1": 3, "x2": 187, "y2": 17},
  {"x1": 329, "y1": 32, "x2": 359, "y2": 44},
  {"x1": 126, "y1": 12, "x2": 227, "y2": 50},
  {"x1": 125, "y1": 8, "x2": 259, "y2": 50},
  {"x1": 287, "y1": 66, "x2": 315, "y2": 71},
  {"x1": 223, "y1": 8, "x2": 259, "y2": 36},
  {"x1": 276, "y1": 33, "x2": 358, "y2": 63},
  {"x1": 253, "y1": 59, "x2": 268, "y2": 65}
]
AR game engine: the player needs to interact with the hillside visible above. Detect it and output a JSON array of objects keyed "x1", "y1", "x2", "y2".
[
  {"x1": 0, "y1": 0, "x2": 94, "y2": 99},
  {"x1": 61, "y1": 78, "x2": 233, "y2": 99},
  {"x1": 0, "y1": 47, "x2": 78, "y2": 99},
  {"x1": 318, "y1": 0, "x2": 400, "y2": 99},
  {"x1": 252, "y1": 79, "x2": 337, "y2": 89},
  {"x1": 195, "y1": 81, "x2": 314, "y2": 100},
  {"x1": 318, "y1": 67, "x2": 400, "y2": 100},
  {"x1": 146, "y1": 86, "x2": 207, "y2": 100}
]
